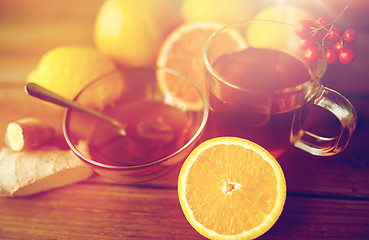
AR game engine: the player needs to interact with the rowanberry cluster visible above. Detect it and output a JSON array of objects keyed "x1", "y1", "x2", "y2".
[{"x1": 295, "y1": 16, "x2": 358, "y2": 64}]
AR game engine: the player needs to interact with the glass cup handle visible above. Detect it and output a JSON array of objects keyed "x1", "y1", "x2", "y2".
[{"x1": 291, "y1": 86, "x2": 357, "y2": 156}]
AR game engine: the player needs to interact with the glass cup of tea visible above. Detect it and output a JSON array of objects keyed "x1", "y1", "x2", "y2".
[
  {"x1": 63, "y1": 67, "x2": 208, "y2": 183},
  {"x1": 203, "y1": 20, "x2": 357, "y2": 157}
]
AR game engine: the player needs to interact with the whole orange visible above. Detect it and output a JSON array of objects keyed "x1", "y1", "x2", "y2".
[{"x1": 94, "y1": 0, "x2": 180, "y2": 67}]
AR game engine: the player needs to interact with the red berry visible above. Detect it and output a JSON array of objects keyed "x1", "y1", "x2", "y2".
[
  {"x1": 304, "y1": 46, "x2": 321, "y2": 62},
  {"x1": 295, "y1": 20, "x2": 315, "y2": 37},
  {"x1": 315, "y1": 17, "x2": 331, "y2": 28},
  {"x1": 299, "y1": 36, "x2": 315, "y2": 49},
  {"x1": 326, "y1": 27, "x2": 342, "y2": 42},
  {"x1": 322, "y1": 41, "x2": 332, "y2": 50},
  {"x1": 342, "y1": 29, "x2": 358, "y2": 43},
  {"x1": 332, "y1": 41, "x2": 347, "y2": 52},
  {"x1": 339, "y1": 47, "x2": 355, "y2": 64},
  {"x1": 312, "y1": 29, "x2": 326, "y2": 41},
  {"x1": 325, "y1": 48, "x2": 338, "y2": 64}
]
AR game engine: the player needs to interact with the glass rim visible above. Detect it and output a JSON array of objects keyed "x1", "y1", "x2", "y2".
[
  {"x1": 62, "y1": 66, "x2": 209, "y2": 170},
  {"x1": 202, "y1": 19, "x2": 327, "y2": 95}
]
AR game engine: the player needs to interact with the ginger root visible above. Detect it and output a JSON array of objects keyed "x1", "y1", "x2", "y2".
[
  {"x1": 5, "y1": 117, "x2": 55, "y2": 151},
  {"x1": 1, "y1": 117, "x2": 93, "y2": 196},
  {"x1": 0, "y1": 147, "x2": 93, "y2": 196}
]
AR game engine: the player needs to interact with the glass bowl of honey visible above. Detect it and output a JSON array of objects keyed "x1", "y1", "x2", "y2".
[{"x1": 63, "y1": 67, "x2": 208, "y2": 183}]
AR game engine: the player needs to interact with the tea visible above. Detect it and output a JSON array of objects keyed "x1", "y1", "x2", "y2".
[
  {"x1": 208, "y1": 47, "x2": 312, "y2": 154},
  {"x1": 204, "y1": 20, "x2": 356, "y2": 157},
  {"x1": 88, "y1": 99, "x2": 193, "y2": 166}
]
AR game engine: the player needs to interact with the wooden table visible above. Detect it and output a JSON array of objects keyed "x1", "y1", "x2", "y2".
[{"x1": 1, "y1": 1, "x2": 369, "y2": 239}]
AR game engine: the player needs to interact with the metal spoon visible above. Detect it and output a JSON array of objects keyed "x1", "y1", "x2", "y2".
[{"x1": 25, "y1": 82, "x2": 126, "y2": 136}]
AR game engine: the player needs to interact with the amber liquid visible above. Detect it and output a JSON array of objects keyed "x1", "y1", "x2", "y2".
[
  {"x1": 209, "y1": 48, "x2": 311, "y2": 155},
  {"x1": 87, "y1": 99, "x2": 194, "y2": 166}
]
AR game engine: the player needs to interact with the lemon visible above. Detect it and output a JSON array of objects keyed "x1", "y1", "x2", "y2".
[
  {"x1": 253, "y1": 4, "x2": 313, "y2": 24},
  {"x1": 27, "y1": 45, "x2": 119, "y2": 103},
  {"x1": 94, "y1": 0, "x2": 180, "y2": 67},
  {"x1": 247, "y1": 4, "x2": 314, "y2": 49},
  {"x1": 181, "y1": 0, "x2": 255, "y2": 24}
]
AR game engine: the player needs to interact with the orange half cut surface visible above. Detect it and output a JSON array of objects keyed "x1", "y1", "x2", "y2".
[
  {"x1": 157, "y1": 22, "x2": 246, "y2": 111},
  {"x1": 178, "y1": 137, "x2": 286, "y2": 240}
]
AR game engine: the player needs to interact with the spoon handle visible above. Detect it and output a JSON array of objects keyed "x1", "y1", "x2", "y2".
[{"x1": 25, "y1": 82, "x2": 126, "y2": 135}]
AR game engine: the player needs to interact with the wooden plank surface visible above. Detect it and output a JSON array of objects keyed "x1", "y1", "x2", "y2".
[{"x1": 1, "y1": 181, "x2": 369, "y2": 239}]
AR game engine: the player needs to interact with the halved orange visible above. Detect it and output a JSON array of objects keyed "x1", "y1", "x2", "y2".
[
  {"x1": 156, "y1": 22, "x2": 246, "y2": 111},
  {"x1": 178, "y1": 137, "x2": 286, "y2": 240}
]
